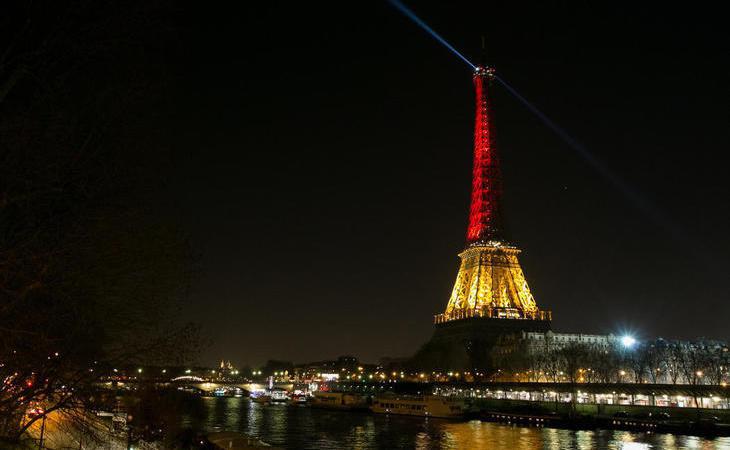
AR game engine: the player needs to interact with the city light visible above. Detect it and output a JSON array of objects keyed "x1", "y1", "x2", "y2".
[
  {"x1": 621, "y1": 335, "x2": 637, "y2": 348},
  {"x1": 3, "y1": 2, "x2": 727, "y2": 448}
]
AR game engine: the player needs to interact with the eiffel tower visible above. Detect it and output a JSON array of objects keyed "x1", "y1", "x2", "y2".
[{"x1": 413, "y1": 66, "x2": 551, "y2": 371}]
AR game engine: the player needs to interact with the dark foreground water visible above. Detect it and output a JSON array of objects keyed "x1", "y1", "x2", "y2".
[{"x1": 186, "y1": 397, "x2": 730, "y2": 449}]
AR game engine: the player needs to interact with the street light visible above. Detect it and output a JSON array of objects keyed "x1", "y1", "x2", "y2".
[
  {"x1": 621, "y1": 335, "x2": 637, "y2": 348},
  {"x1": 27, "y1": 408, "x2": 46, "y2": 450},
  {"x1": 126, "y1": 414, "x2": 134, "y2": 450}
]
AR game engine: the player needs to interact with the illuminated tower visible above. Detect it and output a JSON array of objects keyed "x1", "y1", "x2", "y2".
[
  {"x1": 412, "y1": 66, "x2": 551, "y2": 371},
  {"x1": 435, "y1": 66, "x2": 551, "y2": 324}
]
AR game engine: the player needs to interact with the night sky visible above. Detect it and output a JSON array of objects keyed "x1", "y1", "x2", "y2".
[{"x1": 150, "y1": 2, "x2": 729, "y2": 366}]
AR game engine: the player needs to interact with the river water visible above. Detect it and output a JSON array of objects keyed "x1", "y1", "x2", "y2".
[{"x1": 183, "y1": 397, "x2": 730, "y2": 449}]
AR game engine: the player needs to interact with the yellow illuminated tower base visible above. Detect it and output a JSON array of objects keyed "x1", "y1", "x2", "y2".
[{"x1": 435, "y1": 242, "x2": 551, "y2": 324}]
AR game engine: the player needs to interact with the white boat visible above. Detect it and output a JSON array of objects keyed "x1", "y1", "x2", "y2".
[
  {"x1": 250, "y1": 391, "x2": 271, "y2": 404},
  {"x1": 370, "y1": 394, "x2": 467, "y2": 419},
  {"x1": 270, "y1": 389, "x2": 289, "y2": 402}
]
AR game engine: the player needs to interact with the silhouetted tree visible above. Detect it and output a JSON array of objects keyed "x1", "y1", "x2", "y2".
[
  {"x1": 643, "y1": 339, "x2": 670, "y2": 384},
  {"x1": 625, "y1": 343, "x2": 651, "y2": 384},
  {"x1": 490, "y1": 335, "x2": 530, "y2": 381},
  {"x1": 703, "y1": 344, "x2": 729, "y2": 386},
  {"x1": 591, "y1": 347, "x2": 619, "y2": 384},
  {"x1": 665, "y1": 342, "x2": 684, "y2": 384},
  {"x1": 539, "y1": 348, "x2": 565, "y2": 383},
  {"x1": 1, "y1": 1, "x2": 198, "y2": 443}
]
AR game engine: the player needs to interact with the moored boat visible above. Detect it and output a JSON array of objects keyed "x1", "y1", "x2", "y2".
[
  {"x1": 213, "y1": 386, "x2": 244, "y2": 397},
  {"x1": 270, "y1": 389, "x2": 289, "y2": 402},
  {"x1": 370, "y1": 394, "x2": 467, "y2": 419},
  {"x1": 250, "y1": 391, "x2": 271, "y2": 404},
  {"x1": 310, "y1": 391, "x2": 368, "y2": 410},
  {"x1": 289, "y1": 392, "x2": 308, "y2": 405}
]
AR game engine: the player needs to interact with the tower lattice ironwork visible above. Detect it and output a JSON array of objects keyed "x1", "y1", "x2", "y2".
[
  {"x1": 436, "y1": 66, "x2": 551, "y2": 324},
  {"x1": 467, "y1": 66, "x2": 503, "y2": 244}
]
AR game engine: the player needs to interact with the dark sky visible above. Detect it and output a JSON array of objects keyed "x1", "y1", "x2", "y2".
[{"x1": 154, "y1": 2, "x2": 729, "y2": 366}]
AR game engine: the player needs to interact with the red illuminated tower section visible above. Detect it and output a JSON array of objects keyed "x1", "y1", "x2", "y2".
[{"x1": 467, "y1": 66, "x2": 503, "y2": 244}]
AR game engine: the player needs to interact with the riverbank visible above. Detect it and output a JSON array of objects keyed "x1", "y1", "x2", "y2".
[
  {"x1": 205, "y1": 431, "x2": 280, "y2": 449},
  {"x1": 473, "y1": 398, "x2": 730, "y2": 437}
]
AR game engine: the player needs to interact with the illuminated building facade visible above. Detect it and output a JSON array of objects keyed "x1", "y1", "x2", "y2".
[{"x1": 521, "y1": 331, "x2": 617, "y2": 352}]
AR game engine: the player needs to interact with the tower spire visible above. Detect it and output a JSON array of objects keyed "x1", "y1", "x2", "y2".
[
  {"x1": 466, "y1": 65, "x2": 503, "y2": 244},
  {"x1": 480, "y1": 35, "x2": 487, "y2": 66}
]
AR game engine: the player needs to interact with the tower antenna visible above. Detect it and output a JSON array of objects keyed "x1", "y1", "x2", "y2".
[{"x1": 480, "y1": 35, "x2": 487, "y2": 67}]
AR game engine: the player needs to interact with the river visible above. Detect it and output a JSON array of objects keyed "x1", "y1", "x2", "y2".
[{"x1": 180, "y1": 397, "x2": 730, "y2": 449}]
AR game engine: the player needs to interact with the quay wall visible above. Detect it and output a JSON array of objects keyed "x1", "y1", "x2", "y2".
[{"x1": 473, "y1": 398, "x2": 730, "y2": 422}]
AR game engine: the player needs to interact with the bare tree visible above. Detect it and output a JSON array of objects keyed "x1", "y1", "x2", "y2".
[
  {"x1": 703, "y1": 344, "x2": 729, "y2": 386},
  {"x1": 591, "y1": 347, "x2": 620, "y2": 384},
  {"x1": 675, "y1": 342, "x2": 709, "y2": 407},
  {"x1": 624, "y1": 343, "x2": 651, "y2": 384},
  {"x1": 643, "y1": 340, "x2": 670, "y2": 384},
  {"x1": 1, "y1": 1, "x2": 198, "y2": 443},
  {"x1": 539, "y1": 348, "x2": 565, "y2": 384},
  {"x1": 556, "y1": 343, "x2": 590, "y2": 385},
  {"x1": 666, "y1": 342, "x2": 684, "y2": 384},
  {"x1": 522, "y1": 346, "x2": 544, "y2": 383}
]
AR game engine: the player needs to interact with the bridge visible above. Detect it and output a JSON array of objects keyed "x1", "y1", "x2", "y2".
[{"x1": 166, "y1": 377, "x2": 296, "y2": 393}]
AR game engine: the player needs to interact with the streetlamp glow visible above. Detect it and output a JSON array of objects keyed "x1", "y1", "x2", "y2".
[{"x1": 621, "y1": 335, "x2": 636, "y2": 348}]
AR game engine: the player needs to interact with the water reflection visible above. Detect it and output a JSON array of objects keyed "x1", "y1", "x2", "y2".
[{"x1": 194, "y1": 397, "x2": 730, "y2": 449}]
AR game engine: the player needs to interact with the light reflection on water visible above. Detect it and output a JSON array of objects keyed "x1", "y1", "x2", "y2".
[{"x1": 193, "y1": 397, "x2": 730, "y2": 450}]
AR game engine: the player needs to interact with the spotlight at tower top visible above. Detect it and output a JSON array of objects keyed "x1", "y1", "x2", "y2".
[{"x1": 387, "y1": 0, "x2": 476, "y2": 69}]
